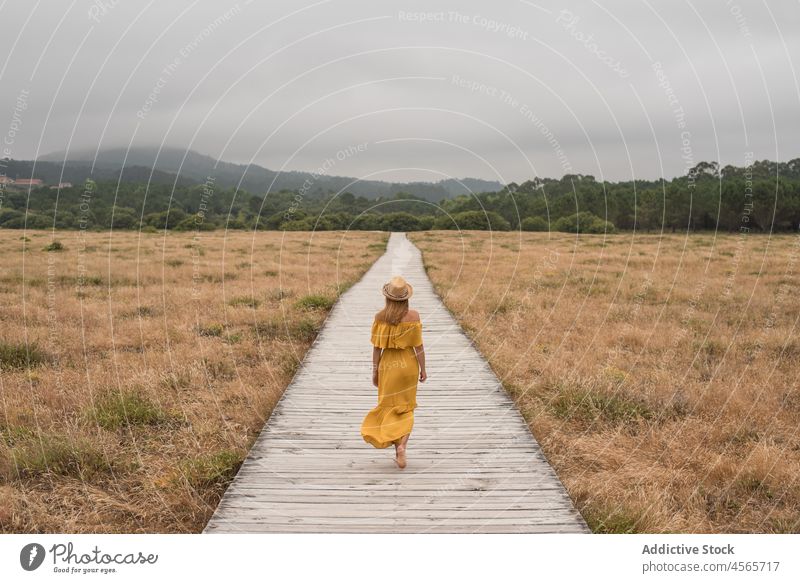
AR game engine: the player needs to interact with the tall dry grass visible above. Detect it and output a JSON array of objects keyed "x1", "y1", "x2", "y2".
[
  {"x1": 0, "y1": 229, "x2": 386, "y2": 533},
  {"x1": 409, "y1": 230, "x2": 800, "y2": 533}
]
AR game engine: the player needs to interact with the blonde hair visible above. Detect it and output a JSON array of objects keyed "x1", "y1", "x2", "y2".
[{"x1": 376, "y1": 298, "x2": 409, "y2": 325}]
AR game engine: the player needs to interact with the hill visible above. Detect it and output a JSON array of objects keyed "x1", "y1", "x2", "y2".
[
  {"x1": 32, "y1": 147, "x2": 503, "y2": 201},
  {"x1": 2, "y1": 154, "x2": 799, "y2": 233}
]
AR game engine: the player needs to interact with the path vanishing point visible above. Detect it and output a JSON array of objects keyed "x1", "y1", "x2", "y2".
[{"x1": 204, "y1": 232, "x2": 590, "y2": 533}]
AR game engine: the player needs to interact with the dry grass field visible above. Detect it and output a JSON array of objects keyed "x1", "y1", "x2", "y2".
[
  {"x1": 409, "y1": 230, "x2": 800, "y2": 533},
  {"x1": 0, "y1": 228, "x2": 387, "y2": 533}
]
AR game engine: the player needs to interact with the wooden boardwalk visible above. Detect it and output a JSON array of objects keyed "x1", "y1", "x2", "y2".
[{"x1": 204, "y1": 233, "x2": 589, "y2": 533}]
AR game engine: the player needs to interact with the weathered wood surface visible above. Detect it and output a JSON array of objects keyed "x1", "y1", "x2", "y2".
[{"x1": 204, "y1": 232, "x2": 589, "y2": 533}]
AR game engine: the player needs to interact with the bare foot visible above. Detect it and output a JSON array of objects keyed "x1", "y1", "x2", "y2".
[
  {"x1": 394, "y1": 435, "x2": 409, "y2": 469},
  {"x1": 394, "y1": 445, "x2": 406, "y2": 469}
]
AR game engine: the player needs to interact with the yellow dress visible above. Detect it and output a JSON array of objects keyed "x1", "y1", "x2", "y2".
[{"x1": 360, "y1": 318, "x2": 423, "y2": 449}]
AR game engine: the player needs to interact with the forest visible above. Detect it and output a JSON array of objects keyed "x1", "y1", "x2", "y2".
[{"x1": 1, "y1": 158, "x2": 798, "y2": 233}]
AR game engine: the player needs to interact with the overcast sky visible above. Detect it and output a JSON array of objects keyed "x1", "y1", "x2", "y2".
[{"x1": 2, "y1": 0, "x2": 799, "y2": 184}]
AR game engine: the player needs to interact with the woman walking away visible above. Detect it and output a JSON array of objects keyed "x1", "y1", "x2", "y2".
[{"x1": 361, "y1": 276, "x2": 427, "y2": 469}]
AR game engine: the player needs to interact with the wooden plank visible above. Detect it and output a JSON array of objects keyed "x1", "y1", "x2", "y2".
[
  {"x1": 215, "y1": 500, "x2": 571, "y2": 508},
  {"x1": 204, "y1": 233, "x2": 589, "y2": 534},
  {"x1": 207, "y1": 523, "x2": 587, "y2": 532}
]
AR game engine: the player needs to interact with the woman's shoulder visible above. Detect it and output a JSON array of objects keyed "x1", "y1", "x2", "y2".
[
  {"x1": 397, "y1": 309, "x2": 421, "y2": 324},
  {"x1": 402, "y1": 309, "x2": 421, "y2": 323},
  {"x1": 373, "y1": 310, "x2": 421, "y2": 325}
]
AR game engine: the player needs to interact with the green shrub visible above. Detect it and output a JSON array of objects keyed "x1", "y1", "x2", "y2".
[
  {"x1": 0, "y1": 423, "x2": 34, "y2": 446},
  {"x1": 8, "y1": 434, "x2": 112, "y2": 480},
  {"x1": 295, "y1": 294, "x2": 334, "y2": 311},
  {"x1": 521, "y1": 216, "x2": 549, "y2": 231},
  {"x1": 307, "y1": 211, "x2": 355, "y2": 231},
  {"x1": 180, "y1": 450, "x2": 243, "y2": 490},
  {"x1": 144, "y1": 209, "x2": 186, "y2": 230},
  {"x1": 281, "y1": 218, "x2": 315, "y2": 231},
  {"x1": 88, "y1": 389, "x2": 170, "y2": 430},
  {"x1": 294, "y1": 318, "x2": 320, "y2": 341},
  {"x1": 553, "y1": 212, "x2": 616, "y2": 234},
  {"x1": 351, "y1": 214, "x2": 380, "y2": 230},
  {"x1": 378, "y1": 212, "x2": 429, "y2": 232},
  {"x1": 0, "y1": 342, "x2": 47, "y2": 370},
  {"x1": 584, "y1": 504, "x2": 641, "y2": 533},
  {"x1": 549, "y1": 385, "x2": 654, "y2": 425},
  {"x1": 228, "y1": 296, "x2": 261, "y2": 308},
  {"x1": 84, "y1": 275, "x2": 104, "y2": 286},
  {"x1": 433, "y1": 210, "x2": 511, "y2": 231},
  {"x1": 198, "y1": 323, "x2": 225, "y2": 337},
  {"x1": 253, "y1": 318, "x2": 320, "y2": 341},
  {"x1": 174, "y1": 216, "x2": 216, "y2": 231},
  {"x1": 43, "y1": 240, "x2": 65, "y2": 252},
  {"x1": 281, "y1": 353, "x2": 301, "y2": 376}
]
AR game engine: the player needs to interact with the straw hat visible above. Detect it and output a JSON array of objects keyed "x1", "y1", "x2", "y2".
[{"x1": 382, "y1": 275, "x2": 413, "y2": 301}]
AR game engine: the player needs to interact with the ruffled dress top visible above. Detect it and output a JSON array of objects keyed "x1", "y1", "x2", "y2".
[{"x1": 360, "y1": 318, "x2": 423, "y2": 449}]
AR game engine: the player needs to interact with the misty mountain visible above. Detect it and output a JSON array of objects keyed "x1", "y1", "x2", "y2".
[
  {"x1": 3, "y1": 158, "x2": 197, "y2": 188},
  {"x1": 32, "y1": 147, "x2": 503, "y2": 201}
]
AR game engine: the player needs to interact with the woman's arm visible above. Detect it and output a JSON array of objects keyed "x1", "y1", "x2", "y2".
[
  {"x1": 414, "y1": 344, "x2": 427, "y2": 382},
  {"x1": 372, "y1": 346, "x2": 382, "y2": 387}
]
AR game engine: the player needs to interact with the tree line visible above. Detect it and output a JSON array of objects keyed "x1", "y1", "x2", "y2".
[{"x1": 1, "y1": 159, "x2": 799, "y2": 233}]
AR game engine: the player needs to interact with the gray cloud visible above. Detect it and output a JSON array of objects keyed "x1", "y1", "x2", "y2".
[{"x1": 1, "y1": 0, "x2": 799, "y2": 183}]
